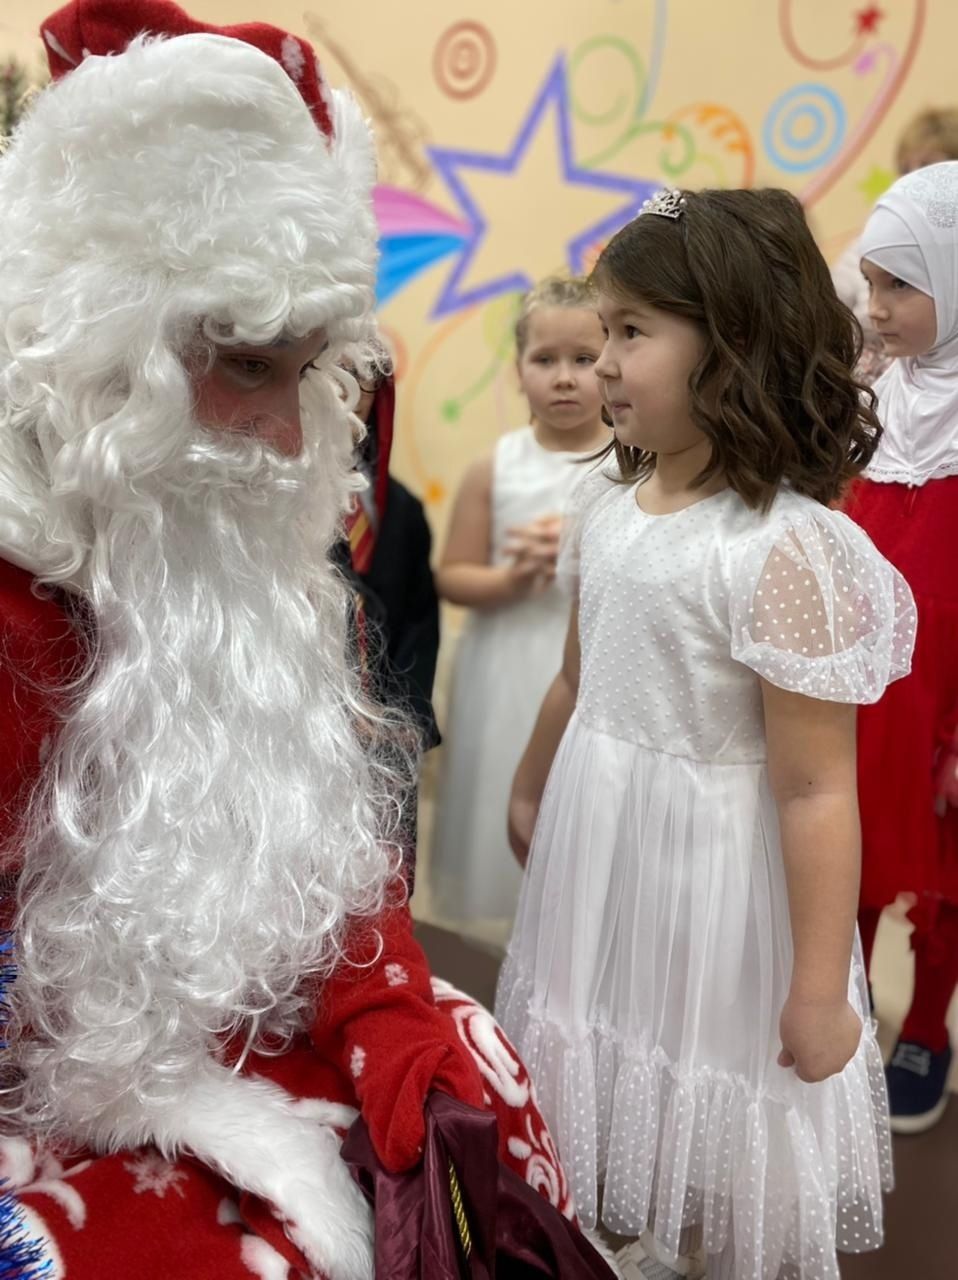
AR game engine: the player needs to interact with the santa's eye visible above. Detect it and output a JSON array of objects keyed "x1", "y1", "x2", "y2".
[{"x1": 227, "y1": 357, "x2": 271, "y2": 378}]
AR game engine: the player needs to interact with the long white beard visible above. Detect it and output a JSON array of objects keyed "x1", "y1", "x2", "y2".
[{"x1": 7, "y1": 426, "x2": 405, "y2": 1143}]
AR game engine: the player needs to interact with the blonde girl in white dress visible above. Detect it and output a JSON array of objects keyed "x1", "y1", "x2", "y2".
[
  {"x1": 496, "y1": 191, "x2": 916, "y2": 1280},
  {"x1": 429, "y1": 278, "x2": 609, "y2": 944}
]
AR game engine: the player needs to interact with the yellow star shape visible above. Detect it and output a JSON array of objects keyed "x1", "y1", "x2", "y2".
[{"x1": 858, "y1": 165, "x2": 895, "y2": 205}]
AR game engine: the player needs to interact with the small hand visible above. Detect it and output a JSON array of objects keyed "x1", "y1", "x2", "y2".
[
  {"x1": 507, "y1": 551, "x2": 552, "y2": 592},
  {"x1": 503, "y1": 515, "x2": 562, "y2": 579},
  {"x1": 778, "y1": 994, "x2": 861, "y2": 1083},
  {"x1": 508, "y1": 792, "x2": 539, "y2": 868}
]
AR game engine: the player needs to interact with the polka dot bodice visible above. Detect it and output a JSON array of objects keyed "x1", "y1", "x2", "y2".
[{"x1": 568, "y1": 477, "x2": 916, "y2": 764}]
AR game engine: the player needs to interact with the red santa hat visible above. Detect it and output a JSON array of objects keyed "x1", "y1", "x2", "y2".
[{"x1": 41, "y1": 0, "x2": 336, "y2": 138}]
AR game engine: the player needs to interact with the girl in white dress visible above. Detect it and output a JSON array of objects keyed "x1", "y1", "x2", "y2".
[
  {"x1": 430, "y1": 277, "x2": 609, "y2": 943},
  {"x1": 496, "y1": 190, "x2": 917, "y2": 1280}
]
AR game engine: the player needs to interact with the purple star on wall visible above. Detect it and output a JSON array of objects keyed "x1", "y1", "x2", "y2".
[{"x1": 426, "y1": 56, "x2": 660, "y2": 318}]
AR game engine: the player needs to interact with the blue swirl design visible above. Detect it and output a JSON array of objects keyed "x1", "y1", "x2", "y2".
[{"x1": 763, "y1": 83, "x2": 846, "y2": 174}]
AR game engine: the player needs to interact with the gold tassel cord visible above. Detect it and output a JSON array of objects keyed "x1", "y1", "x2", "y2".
[{"x1": 448, "y1": 1159, "x2": 472, "y2": 1259}]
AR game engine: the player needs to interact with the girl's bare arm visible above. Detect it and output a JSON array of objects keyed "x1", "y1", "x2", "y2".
[
  {"x1": 508, "y1": 604, "x2": 580, "y2": 865},
  {"x1": 762, "y1": 680, "x2": 863, "y2": 1083},
  {"x1": 435, "y1": 458, "x2": 548, "y2": 609}
]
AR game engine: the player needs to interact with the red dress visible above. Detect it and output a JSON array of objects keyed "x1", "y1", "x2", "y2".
[{"x1": 844, "y1": 476, "x2": 958, "y2": 915}]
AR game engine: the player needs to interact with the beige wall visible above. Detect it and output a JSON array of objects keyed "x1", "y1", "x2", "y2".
[{"x1": 2, "y1": 1, "x2": 952, "y2": 537}]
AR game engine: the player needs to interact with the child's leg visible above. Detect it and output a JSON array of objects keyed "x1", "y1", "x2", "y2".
[
  {"x1": 885, "y1": 899, "x2": 958, "y2": 1131},
  {"x1": 900, "y1": 900, "x2": 958, "y2": 1051}
]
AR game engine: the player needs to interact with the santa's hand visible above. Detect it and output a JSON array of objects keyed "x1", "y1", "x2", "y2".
[
  {"x1": 347, "y1": 1009, "x2": 485, "y2": 1171},
  {"x1": 312, "y1": 904, "x2": 485, "y2": 1172}
]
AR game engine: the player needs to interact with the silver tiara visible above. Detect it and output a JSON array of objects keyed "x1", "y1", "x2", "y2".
[{"x1": 639, "y1": 188, "x2": 686, "y2": 220}]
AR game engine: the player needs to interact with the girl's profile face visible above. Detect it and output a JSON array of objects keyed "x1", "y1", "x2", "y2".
[
  {"x1": 861, "y1": 260, "x2": 937, "y2": 358},
  {"x1": 190, "y1": 328, "x2": 329, "y2": 457},
  {"x1": 516, "y1": 306, "x2": 604, "y2": 434},
  {"x1": 594, "y1": 291, "x2": 706, "y2": 454}
]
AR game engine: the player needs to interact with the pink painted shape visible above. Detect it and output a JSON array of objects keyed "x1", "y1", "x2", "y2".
[{"x1": 373, "y1": 185, "x2": 470, "y2": 236}]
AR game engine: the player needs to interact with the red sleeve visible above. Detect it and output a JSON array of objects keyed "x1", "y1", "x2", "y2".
[
  {"x1": 310, "y1": 896, "x2": 484, "y2": 1172},
  {"x1": 0, "y1": 558, "x2": 84, "y2": 873}
]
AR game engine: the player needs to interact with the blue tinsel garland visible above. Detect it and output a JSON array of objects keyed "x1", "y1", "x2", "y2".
[
  {"x1": 0, "y1": 933, "x2": 52, "y2": 1279},
  {"x1": 0, "y1": 1192, "x2": 52, "y2": 1280}
]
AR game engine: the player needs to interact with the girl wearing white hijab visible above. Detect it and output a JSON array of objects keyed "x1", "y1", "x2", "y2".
[{"x1": 848, "y1": 160, "x2": 958, "y2": 1134}]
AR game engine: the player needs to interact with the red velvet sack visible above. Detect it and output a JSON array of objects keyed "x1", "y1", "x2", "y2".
[{"x1": 342, "y1": 1092, "x2": 616, "y2": 1280}]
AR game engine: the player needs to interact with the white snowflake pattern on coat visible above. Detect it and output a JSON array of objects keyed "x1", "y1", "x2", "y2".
[
  {"x1": 349, "y1": 1044, "x2": 366, "y2": 1079},
  {"x1": 124, "y1": 1151, "x2": 188, "y2": 1199},
  {"x1": 0, "y1": 1137, "x2": 91, "y2": 1228}
]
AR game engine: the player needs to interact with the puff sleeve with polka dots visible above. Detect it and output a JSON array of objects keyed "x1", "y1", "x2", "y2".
[{"x1": 729, "y1": 506, "x2": 916, "y2": 703}]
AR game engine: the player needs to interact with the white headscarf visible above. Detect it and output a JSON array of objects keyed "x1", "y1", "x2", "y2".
[{"x1": 859, "y1": 160, "x2": 958, "y2": 485}]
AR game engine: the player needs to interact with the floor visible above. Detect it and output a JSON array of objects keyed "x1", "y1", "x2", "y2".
[{"x1": 412, "y1": 909, "x2": 958, "y2": 1279}]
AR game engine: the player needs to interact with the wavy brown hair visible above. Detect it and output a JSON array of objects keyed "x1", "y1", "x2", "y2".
[{"x1": 590, "y1": 187, "x2": 882, "y2": 508}]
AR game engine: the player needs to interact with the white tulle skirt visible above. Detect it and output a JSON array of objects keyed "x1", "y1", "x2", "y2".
[{"x1": 495, "y1": 715, "x2": 892, "y2": 1279}]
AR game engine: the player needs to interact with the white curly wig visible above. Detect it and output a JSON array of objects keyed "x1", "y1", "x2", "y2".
[
  {"x1": 0, "y1": 30, "x2": 411, "y2": 1165},
  {"x1": 0, "y1": 31, "x2": 380, "y2": 572}
]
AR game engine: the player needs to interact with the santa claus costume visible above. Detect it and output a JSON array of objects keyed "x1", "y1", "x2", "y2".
[
  {"x1": 845, "y1": 161, "x2": 958, "y2": 1134},
  {"x1": 0, "y1": 3, "x2": 615, "y2": 1277}
]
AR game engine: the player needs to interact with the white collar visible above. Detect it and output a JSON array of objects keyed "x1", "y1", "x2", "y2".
[{"x1": 867, "y1": 355, "x2": 958, "y2": 486}]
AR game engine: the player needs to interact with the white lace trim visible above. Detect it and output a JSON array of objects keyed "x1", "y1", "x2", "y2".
[{"x1": 864, "y1": 456, "x2": 958, "y2": 485}]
